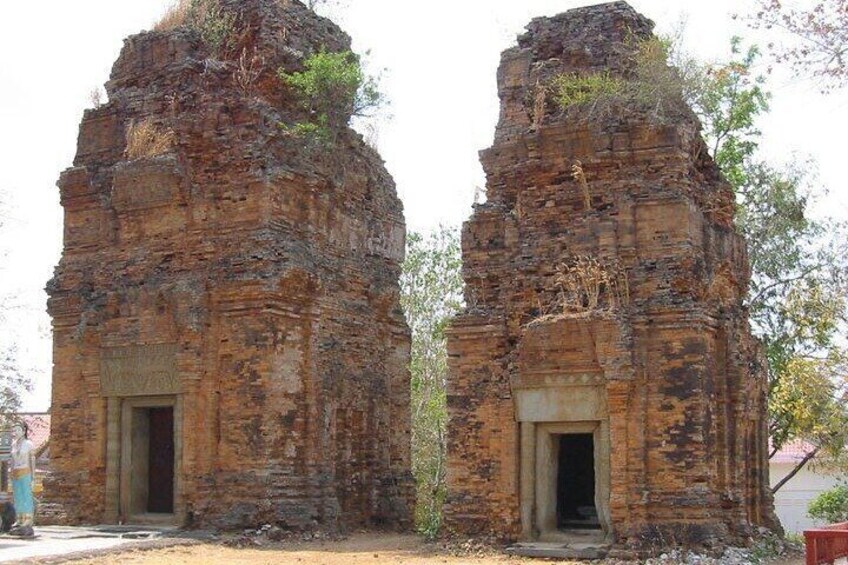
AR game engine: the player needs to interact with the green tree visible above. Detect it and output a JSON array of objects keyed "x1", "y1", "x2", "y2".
[
  {"x1": 688, "y1": 39, "x2": 848, "y2": 491},
  {"x1": 692, "y1": 39, "x2": 770, "y2": 188},
  {"x1": 400, "y1": 226, "x2": 463, "y2": 538},
  {"x1": 808, "y1": 484, "x2": 848, "y2": 524},
  {"x1": 279, "y1": 50, "x2": 383, "y2": 142},
  {"x1": 770, "y1": 356, "x2": 848, "y2": 491}
]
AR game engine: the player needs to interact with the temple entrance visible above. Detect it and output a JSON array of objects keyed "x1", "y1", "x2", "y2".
[
  {"x1": 118, "y1": 397, "x2": 179, "y2": 524},
  {"x1": 517, "y1": 414, "x2": 611, "y2": 542},
  {"x1": 556, "y1": 433, "x2": 599, "y2": 530},
  {"x1": 128, "y1": 406, "x2": 174, "y2": 516},
  {"x1": 145, "y1": 407, "x2": 175, "y2": 513}
]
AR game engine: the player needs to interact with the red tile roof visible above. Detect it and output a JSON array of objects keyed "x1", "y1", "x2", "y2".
[
  {"x1": 771, "y1": 439, "x2": 818, "y2": 464},
  {"x1": 19, "y1": 413, "x2": 50, "y2": 454}
]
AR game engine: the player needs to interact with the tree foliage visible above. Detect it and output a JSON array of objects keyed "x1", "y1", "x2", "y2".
[
  {"x1": 749, "y1": 0, "x2": 848, "y2": 92},
  {"x1": 687, "y1": 38, "x2": 848, "y2": 489},
  {"x1": 400, "y1": 227, "x2": 463, "y2": 538},
  {"x1": 0, "y1": 345, "x2": 27, "y2": 418},
  {"x1": 808, "y1": 484, "x2": 848, "y2": 524},
  {"x1": 279, "y1": 50, "x2": 383, "y2": 142},
  {"x1": 692, "y1": 39, "x2": 770, "y2": 188}
]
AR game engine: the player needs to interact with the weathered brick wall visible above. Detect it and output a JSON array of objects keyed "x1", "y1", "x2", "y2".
[
  {"x1": 46, "y1": 0, "x2": 412, "y2": 530},
  {"x1": 445, "y1": 1, "x2": 777, "y2": 551}
]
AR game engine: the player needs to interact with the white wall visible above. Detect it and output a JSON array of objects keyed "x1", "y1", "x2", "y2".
[{"x1": 770, "y1": 462, "x2": 844, "y2": 534}]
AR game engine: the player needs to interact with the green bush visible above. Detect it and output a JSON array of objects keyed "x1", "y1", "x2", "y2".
[
  {"x1": 748, "y1": 534, "x2": 786, "y2": 564},
  {"x1": 279, "y1": 50, "x2": 383, "y2": 142},
  {"x1": 551, "y1": 72, "x2": 626, "y2": 109},
  {"x1": 808, "y1": 485, "x2": 848, "y2": 524}
]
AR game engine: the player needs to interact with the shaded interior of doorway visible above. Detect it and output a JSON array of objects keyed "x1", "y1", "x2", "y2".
[
  {"x1": 557, "y1": 433, "x2": 599, "y2": 530},
  {"x1": 131, "y1": 406, "x2": 174, "y2": 515}
]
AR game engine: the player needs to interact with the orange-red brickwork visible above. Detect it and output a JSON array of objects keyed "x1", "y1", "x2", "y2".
[
  {"x1": 46, "y1": 0, "x2": 412, "y2": 531},
  {"x1": 445, "y1": 1, "x2": 778, "y2": 553}
]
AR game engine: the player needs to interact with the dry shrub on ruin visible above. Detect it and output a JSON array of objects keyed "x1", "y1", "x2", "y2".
[
  {"x1": 153, "y1": 0, "x2": 235, "y2": 56},
  {"x1": 571, "y1": 160, "x2": 591, "y2": 210},
  {"x1": 88, "y1": 88, "x2": 104, "y2": 110},
  {"x1": 125, "y1": 119, "x2": 176, "y2": 160},
  {"x1": 154, "y1": 0, "x2": 191, "y2": 31},
  {"x1": 234, "y1": 48, "x2": 266, "y2": 93},
  {"x1": 554, "y1": 256, "x2": 630, "y2": 316},
  {"x1": 551, "y1": 35, "x2": 702, "y2": 122},
  {"x1": 628, "y1": 35, "x2": 704, "y2": 118}
]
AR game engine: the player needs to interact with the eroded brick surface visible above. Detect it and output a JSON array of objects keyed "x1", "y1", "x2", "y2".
[
  {"x1": 445, "y1": 1, "x2": 778, "y2": 551},
  {"x1": 46, "y1": 0, "x2": 412, "y2": 530}
]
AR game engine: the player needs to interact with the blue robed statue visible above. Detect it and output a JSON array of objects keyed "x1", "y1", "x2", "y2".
[{"x1": 9, "y1": 422, "x2": 35, "y2": 538}]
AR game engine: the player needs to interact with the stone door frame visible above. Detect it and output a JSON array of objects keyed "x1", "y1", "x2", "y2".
[
  {"x1": 532, "y1": 421, "x2": 611, "y2": 541},
  {"x1": 106, "y1": 395, "x2": 183, "y2": 525},
  {"x1": 515, "y1": 382, "x2": 612, "y2": 542}
]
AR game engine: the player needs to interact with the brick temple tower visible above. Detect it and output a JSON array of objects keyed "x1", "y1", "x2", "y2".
[
  {"x1": 445, "y1": 2, "x2": 777, "y2": 554},
  {"x1": 46, "y1": 0, "x2": 412, "y2": 529}
]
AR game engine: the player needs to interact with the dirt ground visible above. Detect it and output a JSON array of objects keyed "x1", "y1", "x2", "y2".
[
  {"x1": 62, "y1": 533, "x2": 810, "y2": 565},
  {"x1": 65, "y1": 534, "x2": 560, "y2": 565}
]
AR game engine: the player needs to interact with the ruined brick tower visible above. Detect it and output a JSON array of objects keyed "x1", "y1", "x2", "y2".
[
  {"x1": 445, "y1": 2, "x2": 777, "y2": 553},
  {"x1": 46, "y1": 0, "x2": 412, "y2": 529}
]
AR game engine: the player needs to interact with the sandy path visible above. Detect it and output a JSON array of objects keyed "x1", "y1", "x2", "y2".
[
  {"x1": 57, "y1": 533, "x2": 814, "y2": 565},
  {"x1": 66, "y1": 534, "x2": 544, "y2": 565}
]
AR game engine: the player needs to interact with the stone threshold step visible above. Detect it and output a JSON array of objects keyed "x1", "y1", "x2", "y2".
[{"x1": 506, "y1": 541, "x2": 610, "y2": 560}]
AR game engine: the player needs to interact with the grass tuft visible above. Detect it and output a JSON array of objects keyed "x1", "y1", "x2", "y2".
[
  {"x1": 125, "y1": 119, "x2": 176, "y2": 160},
  {"x1": 154, "y1": 0, "x2": 191, "y2": 31}
]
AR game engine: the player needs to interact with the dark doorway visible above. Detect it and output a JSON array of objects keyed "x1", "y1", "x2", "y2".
[
  {"x1": 146, "y1": 407, "x2": 174, "y2": 513},
  {"x1": 557, "y1": 433, "x2": 599, "y2": 530}
]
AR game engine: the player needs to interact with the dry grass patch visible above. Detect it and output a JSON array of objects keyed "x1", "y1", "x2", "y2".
[
  {"x1": 152, "y1": 0, "x2": 235, "y2": 56},
  {"x1": 550, "y1": 35, "x2": 701, "y2": 122},
  {"x1": 555, "y1": 255, "x2": 630, "y2": 314},
  {"x1": 154, "y1": 0, "x2": 191, "y2": 32},
  {"x1": 125, "y1": 119, "x2": 176, "y2": 160}
]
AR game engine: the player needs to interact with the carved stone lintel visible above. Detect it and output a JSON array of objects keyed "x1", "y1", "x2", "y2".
[{"x1": 100, "y1": 344, "x2": 180, "y2": 397}]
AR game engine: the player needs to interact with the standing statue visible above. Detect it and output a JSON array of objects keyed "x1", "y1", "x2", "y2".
[{"x1": 9, "y1": 422, "x2": 35, "y2": 538}]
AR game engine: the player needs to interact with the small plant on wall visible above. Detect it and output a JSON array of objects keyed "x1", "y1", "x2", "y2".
[{"x1": 278, "y1": 50, "x2": 383, "y2": 143}]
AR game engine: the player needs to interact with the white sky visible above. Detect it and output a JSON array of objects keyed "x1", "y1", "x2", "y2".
[{"x1": 0, "y1": 0, "x2": 845, "y2": 411}]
